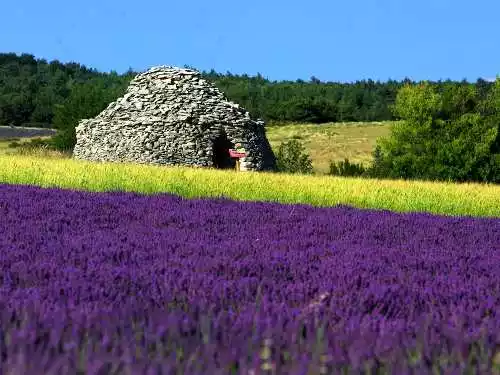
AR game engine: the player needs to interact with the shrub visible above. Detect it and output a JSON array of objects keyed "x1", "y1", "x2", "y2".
[
  {"x1": 275, "y1": 139, "x2": 314, "y2": 174},
  {"x1": 328, "y1": 158, "x2": 368, "y2": 177},
  {"x1": 366, "y1": 144, "x2": 393, "y2": 179}
]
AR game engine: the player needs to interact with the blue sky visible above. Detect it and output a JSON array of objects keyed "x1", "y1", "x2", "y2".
[{"x1": 1, "y1": 0, "x2": 498, "y2": 82}]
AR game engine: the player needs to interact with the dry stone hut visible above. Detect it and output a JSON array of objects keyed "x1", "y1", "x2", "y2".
[{"x1": 73, "y1": 66, "x2": 277, "y2": 171}]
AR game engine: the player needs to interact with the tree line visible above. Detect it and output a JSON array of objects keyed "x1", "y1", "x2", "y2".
[{"x1": 0, "y1": 52, "x2": 495, "y2": 127}]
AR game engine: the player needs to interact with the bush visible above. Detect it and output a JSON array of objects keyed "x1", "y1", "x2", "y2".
[
  {"x1": 366, "y1": 144, "x2": 392, "y2": 179},
  {"x1": 275, "y1": 139, "x2": 314, "y2": 174},
  {"x1": 49, "y1": 128, "x2": 77, "y2": 152},
  {"x1": 328, "y1": 158, "x2": 368, "y2": 177}
]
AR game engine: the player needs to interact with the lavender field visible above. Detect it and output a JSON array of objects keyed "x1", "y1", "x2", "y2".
[{"x1": 1, "y1": 183, "x2": 500, "y2": 374}]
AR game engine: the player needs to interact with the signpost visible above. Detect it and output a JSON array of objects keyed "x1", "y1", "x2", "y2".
[{"x1": 228, "y1": 143, "x2": 247, "y2": 171}]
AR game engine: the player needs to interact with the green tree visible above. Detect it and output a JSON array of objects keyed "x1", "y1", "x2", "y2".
[
  {"x1": 50, "y1": 77, "x2": 127, "y2": 150},
  {"x1": 0, "y1": 52, "x2": 496, "y2": 128},
  {"x1": 275, "y1": 140, "x2": 314, "y2": 174},
  {"x1": 370, "y1": 81, "x2": 500, "y2": 183}
]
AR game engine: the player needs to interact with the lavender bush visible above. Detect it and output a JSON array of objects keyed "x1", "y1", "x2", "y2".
[{"x1": 0, "y1": 183, "x2": 499, "y2": 374}]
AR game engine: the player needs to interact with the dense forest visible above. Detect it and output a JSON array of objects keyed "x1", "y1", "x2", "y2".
[{"x1": 0, "y1": 52, "x2": 495, "y2": 127}]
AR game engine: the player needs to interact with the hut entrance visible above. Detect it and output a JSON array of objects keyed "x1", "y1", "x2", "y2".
[{"x1": 212, "y1": 133, "x2": 236, "y2": 169}]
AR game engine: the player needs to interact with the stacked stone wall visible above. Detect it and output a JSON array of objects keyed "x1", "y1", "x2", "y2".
[{"x1": 73, "y1": 66, "x2": 276, "y2": 171}]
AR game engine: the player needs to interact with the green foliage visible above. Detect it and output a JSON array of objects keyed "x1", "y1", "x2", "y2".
[
  {"x1": 368, "y1": 145, "x2": 392, "y2": 178},
  {"x1": 392, "y1": 83, "x2": 442, "y2": 123},
  {"x1": 0, "y1": 53, "x2": 92, "y2": 127},
  {"x1": 438, "y1": 84, "x2": 478, "y2": 120},
  {"x1": 372, "y1": 80, "x2": 500, "y2": 183},
  {"x1": 328, "y1": 158, "x2": 368, "y2": 177},
  {"x1": 275, "y1": 140, "x2": 314, "y2": 174},
  {"x1": 50, "y1": 78, "x2": 128, "y2": 151}
]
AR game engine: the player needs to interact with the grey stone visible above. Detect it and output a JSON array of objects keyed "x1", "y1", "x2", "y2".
[{"x1": 73, "y1": 66, "x2": 276, "y2": 171}]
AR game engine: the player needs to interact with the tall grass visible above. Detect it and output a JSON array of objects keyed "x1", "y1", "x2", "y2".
[{"x1": 1, "y1": 154, "x2": 499, "y2": 218}]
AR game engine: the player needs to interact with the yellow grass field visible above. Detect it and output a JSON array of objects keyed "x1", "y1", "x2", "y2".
[
  {"x1": 1, "y1": 153, "x2": 499, "y2": 218},
  {"x1": 265, "y1": 121, "x2": 394, "y2": 174}
]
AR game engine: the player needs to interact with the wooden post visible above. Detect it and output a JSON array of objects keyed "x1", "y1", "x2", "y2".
[{"x1": 235, "y1": 158, "x2": 240, "y2": 171}]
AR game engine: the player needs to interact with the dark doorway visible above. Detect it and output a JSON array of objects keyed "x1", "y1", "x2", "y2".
[{"x1": 212, "y1": 132, "x2": 236, "y2": 169}]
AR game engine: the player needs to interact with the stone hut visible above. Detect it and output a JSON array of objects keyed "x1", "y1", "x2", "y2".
[{"x1": 73, "y1": 66, "x2": 277, "y2": 171}]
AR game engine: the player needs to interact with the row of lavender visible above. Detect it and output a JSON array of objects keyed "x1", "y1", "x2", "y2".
[{"x1": 1, "y1": 183, "x2": 500, "y2": 374}]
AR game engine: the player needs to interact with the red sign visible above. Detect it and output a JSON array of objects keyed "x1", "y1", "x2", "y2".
[{"x1": 229, "y1": 149, "x2": 246, "y2": 158}]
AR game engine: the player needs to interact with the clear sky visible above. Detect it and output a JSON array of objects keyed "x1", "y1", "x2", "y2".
[{"x1": 1, "y1": 0, "x2": 498, "y2": 82}]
